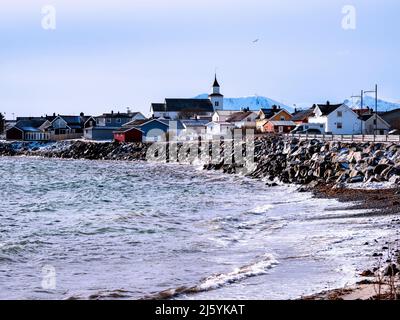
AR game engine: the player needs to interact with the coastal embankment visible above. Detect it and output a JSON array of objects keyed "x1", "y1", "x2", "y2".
[{"x1": 3, "y1": 136, "x2": 400, "y2": 187}]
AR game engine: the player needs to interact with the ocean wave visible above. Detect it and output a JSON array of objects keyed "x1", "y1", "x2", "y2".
[
  {"x1": 248, "y1": 204, "x2": 274, "y2": 214},
  {"x1": 144, "y1": 254, "x2": 278, "y2": 300}
]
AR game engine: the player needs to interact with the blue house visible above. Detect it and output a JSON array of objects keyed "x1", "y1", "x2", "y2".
[
  {"x1": 136, "y1": 119, "x2": 184, "y2": 142},
  {"x1": 84, "y1": 111, "x2": 146, "y2": 141}
]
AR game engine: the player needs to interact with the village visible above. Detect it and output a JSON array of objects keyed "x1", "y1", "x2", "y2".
[{"x1": 0, "y1": 76, "x2": 399, "y2": 143}]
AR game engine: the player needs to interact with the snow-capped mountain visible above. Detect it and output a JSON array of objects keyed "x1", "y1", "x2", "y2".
[
  {"x1": 194, "y1": 94, "x2": 293, "y2": 112},
  {"x1": 343, "y1": 95, "x2": 400, "y2": 112}
]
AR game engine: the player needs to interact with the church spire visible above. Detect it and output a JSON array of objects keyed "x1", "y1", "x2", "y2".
[
  {"x1": 209, "y1": 74, "x2": 223, "y2": 111},
  {"x1": 213, "y1": 74, "x2": 220, "y2": 88}
]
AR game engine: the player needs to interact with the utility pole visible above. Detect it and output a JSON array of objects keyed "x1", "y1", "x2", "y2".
[
  {"x1": 351, "y1": 90, "x2": 364, "y2": 134},
  {"x1": 364, "y1": 84, "x2": 378, "y2": 135}
]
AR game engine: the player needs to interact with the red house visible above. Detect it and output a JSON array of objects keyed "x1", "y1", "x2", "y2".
[
  {"x1": 264, "y1": 120, "x2": 296, "y2": 134},
  {"x1": 113, "y1": 127, "x2": 143, "y2": 143}
]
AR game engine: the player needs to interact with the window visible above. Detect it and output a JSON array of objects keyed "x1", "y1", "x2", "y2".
[
  {"x1": 280, "y1": 116, "x2": 285, "y2": 121},
  {"x1": 117, "y1": 118, "x2": 121, "y2": 124},
  {"x1": 215, "y1": 101, "x2": 219, "y2": 107},
  {"x1": 337, "y1": 122, "x2": 343, "y2": 129},
  {"x1": 106, "y1": 118, "x2": 111, "y2": 123},
  {"x1": 373, "y1": 119, "x2": 377, "y2": 125},
  {"x1": 279, "y1": 126, "x2": 284, "y2": 133},
  {"x1": 337, "y1": 111, "x2": 343, "y2": 117}
]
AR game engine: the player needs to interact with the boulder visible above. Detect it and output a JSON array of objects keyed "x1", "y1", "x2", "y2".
[{"x1": 374, "y1": 164, "x2": 390, "y2": 175}]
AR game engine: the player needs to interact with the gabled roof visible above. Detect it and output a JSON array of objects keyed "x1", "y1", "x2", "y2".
[
  {"x1": 268, "y1": 120, "x2": 296, "y2": 126},
  {"x1": 55, "y1": 115, "x2": 83, "y2": 125},
  {"x1": 113, "y1": 126, "x2": 143, "y2": 134},
  {"x1": 314, "y1": 103, "x2": 343, "y2": 116},
  {"x1": 214, "y1": 110, "x2": 237, "y2": 116},
  {"x1": 259, "y1": 108, "x2": 282, "y2": 119},
  {"x1": 227, "y1": 111, "x2": 254, "y2": 122},
  {"x1": 139, "y1": 118, "x2": 185, "y2": 130},
  {"x1": 206, "y1": 121, "x2": 235, "y2": 127},
  {"x1": 122, "y1": 119, "x2": 148, "y2": 127},
  {"x1": 360, "y1": 114, "x2": 391, "y2": 127},
  {"x1": 98, "y1": 112, "x2": 134, "y2": 119},
  {"x1": 14, "y1": 119, "x2": 48, "y2": 132},
  {"x1": 152, "y1": 99, "x2": 214, "y2": 113},
  {"x1": 359, "y1": 114, "x2": 374, "y2": 121},
  {"x1": 291, "y1": 108, "x2": 315, "y2": 121},
  {"x1": 180, "y1": 119, "x2": 209, "y2": 128}
]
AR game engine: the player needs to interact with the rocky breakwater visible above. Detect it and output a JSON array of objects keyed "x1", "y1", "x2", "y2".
[
  {"x1": 0, "y1": 140, "x2": 150, "y2": 161},
  {"x1": 207, "y1": 136, "x2": 400, "y2": 187}
]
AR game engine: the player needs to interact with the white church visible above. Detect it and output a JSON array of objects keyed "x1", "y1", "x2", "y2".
[{"x1": 150, "y1": 76, "x2": 224, "y2": 120}]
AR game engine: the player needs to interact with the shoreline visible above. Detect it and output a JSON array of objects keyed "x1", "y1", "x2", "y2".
[
  {"x1": 304, "y1": 185, "x2": 400, "y2": 300},
  {"x1": 1, "y1": 138, "x2": 400, "y2": 300}
]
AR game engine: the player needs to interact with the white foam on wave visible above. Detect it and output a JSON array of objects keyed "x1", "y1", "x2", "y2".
[
  {"x1": 195, "y1": 254, "x2": 278, "y2": 291},
  {"x1": 249, "y1": 204, "x2": 274, "y2": 214}
]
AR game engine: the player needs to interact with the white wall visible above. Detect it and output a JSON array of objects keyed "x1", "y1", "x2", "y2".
[
  {"x1": 363, "y1": 116, "x2": 391, "y2": 134},
  {"x1": 309, "y1": 105, "x2": 361, "y2": 134}
]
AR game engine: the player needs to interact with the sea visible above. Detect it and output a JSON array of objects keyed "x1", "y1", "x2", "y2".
[{"x1": 0, "y1": 157, "x2": 398, "y2": 300}]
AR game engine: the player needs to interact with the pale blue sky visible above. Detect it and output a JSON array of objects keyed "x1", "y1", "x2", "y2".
[{"x1": 1, "y1": 0, "x2": 400, "y2": 118}]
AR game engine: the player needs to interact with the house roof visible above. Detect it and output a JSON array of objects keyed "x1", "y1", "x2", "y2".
[
  {"x1": 139, "y1": 119, "x2": 185, "y2": 130},
  {"x1": 359, "y1": 114, "x2": 374, "y2": 121},
  {"x1": 314, "y1": 103, "x2": 343, "y2": 116},
  {"x1": 122, "y1": 119, "x2": 148, "y2": 127},
  {"x1": 152, "y1": 99, "x2": 214, "y2": 113},
  {"x1": 291, "y1": 108, "x2": 315, "y2": 121},
  {"x1": 113, "y1": 126, "x2": 143, "y2": 134},
  {"x1": 15, "y1": 119, "x2": 48, "y2": 132},
  {"x1": 180, "y1": 119, "x2": 209, "y2": 128},
  {"x1": 268, "y1": 120, "x2": 296, "y2": 126},
  {"x1": 206, "y1": 121, "x2": 235, "y2": 127},
  {"x1": 151, "y1": 103, "x2": 167, "y2": 112},
  {"x1": 360, "y1": 114, "x2": 391, "y2": 127},
  {"x1": 259, "y1": 108, "x2": 282, "y2": 119},
  {"x1": 98, "y1": 112, "x2": 134, "y2": 119},
  {"x1": 227, "y1": 111, "x2": 254, "y2": 122},
  {"x1": 214, "y1": 110, "x2": 237, "y2": 116}
]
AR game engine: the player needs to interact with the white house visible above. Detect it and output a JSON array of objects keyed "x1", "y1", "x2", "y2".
[
  {"x1": 308, "y1": 102, "x2": 361, "y2": 134},
  {"x1": 226, "y1": 111, "x2": 258, "y2": 128},
  {"x1": 212, "y1": 110, "x2": 237, "y2": 122},
  {"x1": 360, "y1": 114, "x2": 391, "y2": 135},
  {"x1": 206, "y1": 121, "x2": 235, "y2": 139}
]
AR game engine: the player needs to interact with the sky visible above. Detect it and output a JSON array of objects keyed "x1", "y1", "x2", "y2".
[{"x1": 1, "y1": 0, "x2": 400, "y2": 118}]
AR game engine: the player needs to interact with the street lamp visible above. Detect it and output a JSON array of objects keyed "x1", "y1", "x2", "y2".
[
  {"x1": 364, "y1": 84, "x2": 378, "y2": 135},
  {"x1": 351, "y1": 90, "x2": 364, "y2": 134}
]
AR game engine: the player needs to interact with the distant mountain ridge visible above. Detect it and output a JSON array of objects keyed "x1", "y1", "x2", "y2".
[
  {"x1": 343, "y1": 95, "x2": 400, "y2": 112},
  {"x1": 194, "y1": 94, "x2": 400, "y2": 113},
  {"x1": 194, "y1": 94, "x2": 293, "y2": 112}
]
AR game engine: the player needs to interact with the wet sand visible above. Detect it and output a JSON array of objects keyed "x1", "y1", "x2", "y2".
[{"x1": 304, "y1": 185, "x2": 400, "y2": 300}]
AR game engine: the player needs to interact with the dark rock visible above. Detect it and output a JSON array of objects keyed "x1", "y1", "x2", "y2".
[
  {"x1": 383, "y1": 264, "x2": 399, "y2": 276},
  {"x1": 360, "y1": 270, "x2": 374, "y2": 277}
]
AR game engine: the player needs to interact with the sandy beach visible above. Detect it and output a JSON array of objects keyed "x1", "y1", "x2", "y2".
[{"x1": 304, "y1": 185, "x2": 400, "y2": 300}]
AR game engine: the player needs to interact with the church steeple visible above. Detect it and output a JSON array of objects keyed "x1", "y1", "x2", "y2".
[
  {"x1": 213, "y1": 74, "x2": 220, "y2": 88},
  {"x1": 209, "y1": 74, "x2": 223, "y2": 111}
]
